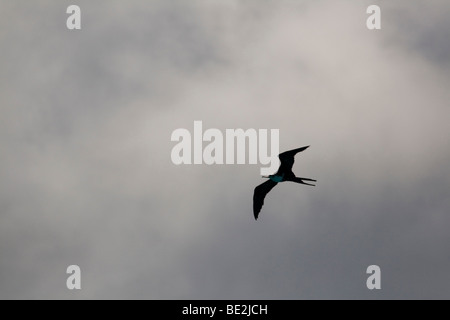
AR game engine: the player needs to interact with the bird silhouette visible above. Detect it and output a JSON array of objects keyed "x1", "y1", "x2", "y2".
[{"x1": 253, "y1": 146, "x2": 316, "y2": 220}]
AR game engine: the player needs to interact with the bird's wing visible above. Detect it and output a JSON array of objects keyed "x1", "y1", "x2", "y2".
[
  {"x1": 253, "y1": 179, "x2": 278, "y2": 220},
  {"x1": 276, "y1": 146, "x2": 310, "y2": 175}
]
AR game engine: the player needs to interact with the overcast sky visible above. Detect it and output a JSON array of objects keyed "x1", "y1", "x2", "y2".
[{"x1": 1, "y1": 0, "x2": 449, "y2": 299}]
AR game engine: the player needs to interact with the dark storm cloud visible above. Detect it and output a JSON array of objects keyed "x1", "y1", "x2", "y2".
[{"x1": 1, "y1": 0, "x2": 449, "y2": 299}]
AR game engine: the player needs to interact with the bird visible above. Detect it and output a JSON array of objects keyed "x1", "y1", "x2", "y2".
[{"x1": 253, "y1": 146, "x2": 316, "y2": 220}]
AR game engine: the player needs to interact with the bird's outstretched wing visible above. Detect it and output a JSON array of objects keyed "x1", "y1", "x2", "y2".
[
  {"x1": 253, "y1": 179, "x2": 278, "y2": 220},
  {"x1": 276, "y1": 146, "x2": 310, "y2": 176}
]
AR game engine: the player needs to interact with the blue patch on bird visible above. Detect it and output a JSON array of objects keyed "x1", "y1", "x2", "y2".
[{"x1": 270, "y1": 175, "x2": 284, "y2": 183}]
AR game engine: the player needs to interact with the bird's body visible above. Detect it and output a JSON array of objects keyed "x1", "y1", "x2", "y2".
[{"x1": 253, "y1": 146, "x2": 316, "y2": 220}]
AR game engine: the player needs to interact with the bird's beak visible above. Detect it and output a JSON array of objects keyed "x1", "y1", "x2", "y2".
[{"x1": 262, "y1": 176, "x2": 269, "y2": 178}]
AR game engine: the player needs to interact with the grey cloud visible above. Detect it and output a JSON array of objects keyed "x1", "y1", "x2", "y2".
[
  {"x1": 1, "y1": 0, "x2": 449, "y2": 299},
  {"x1": 383, "y1": 0, "x2": 450, "y2": 67}
]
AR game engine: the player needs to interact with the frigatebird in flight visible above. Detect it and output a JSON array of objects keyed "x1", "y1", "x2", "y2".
[{"x1": 253, "y1": 146, "x2": 316, "y2": 220}]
